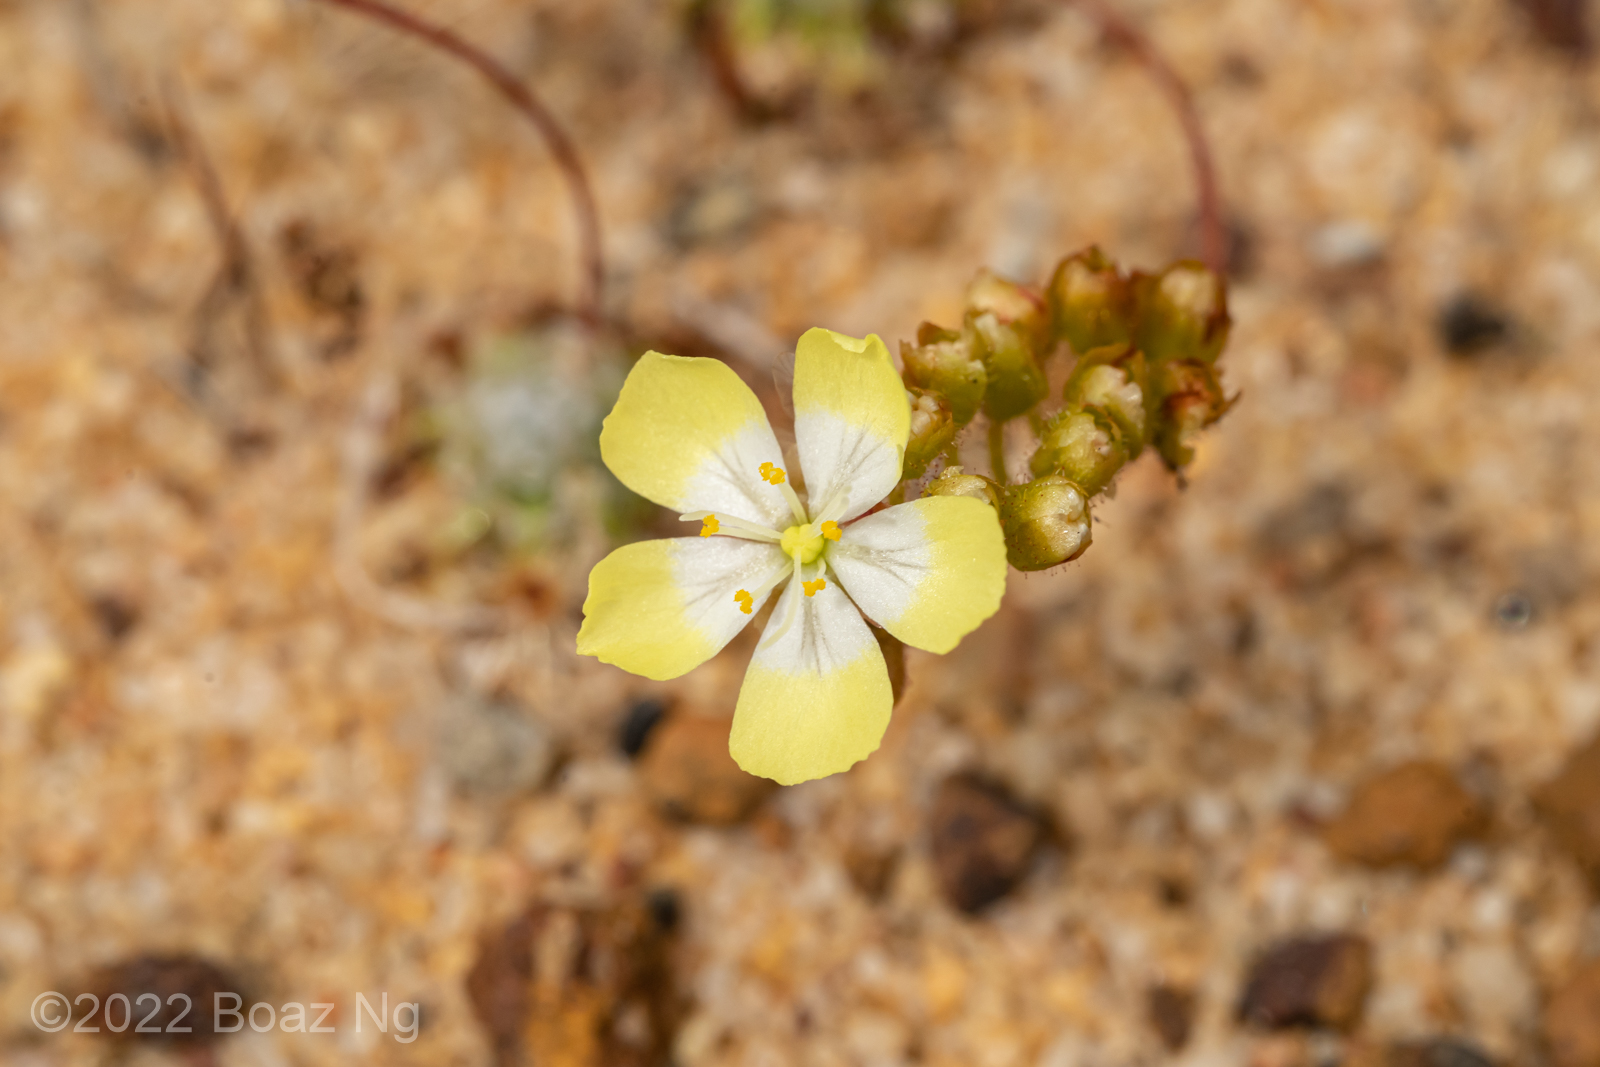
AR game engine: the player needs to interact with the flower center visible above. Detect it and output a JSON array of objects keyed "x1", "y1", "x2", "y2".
[{"x1": 780, "y1": 523, "x2": 827, "y2": 565}]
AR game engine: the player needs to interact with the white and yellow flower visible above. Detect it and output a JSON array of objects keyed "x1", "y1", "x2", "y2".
[{"x1": 578, "y1": 328, "x2": 1007, "y2": 785}]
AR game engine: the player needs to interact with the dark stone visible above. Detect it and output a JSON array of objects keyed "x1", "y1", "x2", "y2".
[
  {"x1": 1388, "y1": 1039, "x2": 1496, "y2": 1067},
  {"x1": 1147, "y1": 984, "x2": 1196, "y2": 1051},
  {"x1": 929, "y1": 774, "x2": 1045, "y2": 913},
  {"x1": 1511, "y1": 0, "x2": 1590, "y2": 56},
  {"x1": 83, "y1": 954, "x2": 241, "y2": 1045},
  {"x1": 89, "y1": 594, "x2": 139, "y2": 641},
  {"x1": 645, "y1": 887, "x2": 681, "y2": 932},
  {"x1": 1493, "y1": 591, "x2": 1534, "y2": 629},
  {"x1": 1237, "y1": 934, "x2": 1372, "y2": 1030},
  {"x1": 619, "y1": 698, "x2": 667, "y2": 758},
  {"x1": 464, "y1": 896, "x2": 679, "y2": 1067},
  {"x1": 1436, "y1": 294, "x2": 1511, "y2": 356}
]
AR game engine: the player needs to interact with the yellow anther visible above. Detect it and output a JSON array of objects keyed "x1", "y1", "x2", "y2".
[
  {"x1": 820, "y1": 521, "x2": 842, "y2": 541},
  {"x1": 699, "y1": 515, "x2": 720, "y2": 537},
  {"x1": 803, "y1": 577, "x2": 827, "y2": 597},
  {"x1": 759, "y1": 461, "x2": 787, "y2": 485},
  {"x1": 733, "y1": 589, "x2": 754, "y2": 614}
]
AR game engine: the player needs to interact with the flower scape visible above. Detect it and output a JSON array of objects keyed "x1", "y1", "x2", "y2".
[{"x1": 580, "y1": 249, "x2": 1232, "y2": 783}]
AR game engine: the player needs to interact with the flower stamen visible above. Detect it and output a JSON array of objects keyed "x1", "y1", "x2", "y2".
[
  {"x1": 803, "y1": 577, "x2": 826, "y2": 597},
  {"x1": 678, "y1": 511, "x2": 781, "y2": 543},
  {"x1": 758, "y1": 462, "x2": 809, "y2": 524},
  {"x1": 811, "y1": 487, "x2": 853, "y2": 526},
  {"x1": 733, "y1": 589, "x2": 754, "y2": 614},
  {"x1": 820, "y1": 521, "x2": 841, "y2": 541}
]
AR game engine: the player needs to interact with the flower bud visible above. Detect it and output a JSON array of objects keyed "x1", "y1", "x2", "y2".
[
  {"x1": 1028, "y1": 409, "x2": 1126, "y2": 497},
  {"x1": 924, "y1": 465, "x2": 1001, "y2": 511},
  {"x1": 1150, "y1": 359, "x2": 1233, "y2": 471},
  {"x1": 966, "y1": 269, "x2": 1049, "y2": 343},
  {"x1": 1063, "y1": 343, "x2": 1147, "y2": 452},
  {"x1": 1133, "y1": 260, "x2": 1230, "y2": 366},
  {"x1": 1047, "y1": 246, "x2": 1133, "y2": 354},
  {"x1": 969, "y1": 310, "x2": 1048, "y2": 423},
  {"x1": 903, "y1": 388, "x2": 956, "y2": 481},
  {"x1": 900, "y1": 323, "x2": 986, "y2": 425},
  {"x1": 999, "y1": 474, "x2": 1092, "y2": 571}
]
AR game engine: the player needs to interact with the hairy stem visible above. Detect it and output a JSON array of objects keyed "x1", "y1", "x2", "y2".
[
  {"x1": 309, "y1": 0, "x2": 605, "y2": 323},
  {"x1": 1071, "y1": 0, "x2": 1226, "y2": 275},
  {"x1": 988, "y1": 420, "x2": 1009, "y2": 485}
]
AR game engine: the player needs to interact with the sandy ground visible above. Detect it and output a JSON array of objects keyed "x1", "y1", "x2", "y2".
[{"x1": 3, "y1": 0, "x2": 1600, "y2": 1065}]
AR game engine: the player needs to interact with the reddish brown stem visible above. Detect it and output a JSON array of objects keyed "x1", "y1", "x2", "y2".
[
  {"x1": 162, "y1": 79, "x2": 276, "y2": 387},
  {"x1": 1074, "y1": 0, "x2": 1227, "y2": 275},
  {"x1": 310, "y1": 0, "x2": 604, "y2": 323}
]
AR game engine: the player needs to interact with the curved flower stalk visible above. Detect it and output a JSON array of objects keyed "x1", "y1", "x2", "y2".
[{"x1": 578, "y1": 329, "x2": 1008, "y2": 784}]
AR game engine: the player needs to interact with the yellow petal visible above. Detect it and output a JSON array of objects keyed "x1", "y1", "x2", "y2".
[
  {"x1": 729, "y1": 577, "x2": 892, "y2": 785},
  {"x1": 600, "y1": 351, "x2": 791, "y2": 529},
  {"x1": 826, "y1": 496, "x2": 1006, "y2": 654},
  {"x1": 578, "y1": 537, "x2": 788, "y2": 681},
  {"x1": 792, "y1": 328, "x2": 910, "y2": 521}
]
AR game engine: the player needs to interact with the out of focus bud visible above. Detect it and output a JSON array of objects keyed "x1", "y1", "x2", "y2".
[
  {"x1": 1029, "y1": 409, "x2": 1126, "y2": 497},
  {"x1": 966, "y1": 269, "x2": 1049, "y2": 343},
  {"x1": 903, "y1": 389, "x2": 956, "y2": 480},
  {"x1": 1150, "y1": 360, "x2": 1232, "y2": 471},
  {"x1": 1047, "y1": 247, "x2": 1132, "y2": 354},
  {"x1": 969, "y1": 311, "x2": 1048, "y2": 423},
  {"x1": 901, "y1": 323, "x2": 986, "y2": 425},
  {"x1": 1063, "y1": 343, "x2": 1147, "y2": 452},
  {"x1": 999, "y1": 474, "x2": 1092, "y2": 571},
  {"x1": 1133, "y1": 261, "x2": 1230, "y2": 365},
  {"x1": 924, "y1": 466, "x2": 1001, "y2": 511}
]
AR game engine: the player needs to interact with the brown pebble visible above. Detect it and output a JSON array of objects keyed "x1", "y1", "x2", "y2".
[
  {"x1": 83, "y1": 954, "x2": 241, "y2": 1045},
  {"x1": 1147, "y1": 984, "x2": 1196, "y2": 1051},
  {"x1": 1387, "y1": 1039, "x2": 1497, "y2": 1067},
  {"x1": 1323, "y1": 761, "x2": 1485, "y2": 869},
  {"x1": 1511, "y1": 0, "x2": 1591, "y2": 56},
  {"x1": 844, "y1": 843, "x2": 901, "y2": 900},
  {"x1": 636, "y1": 712, "x2": 775, "y2": 825},
  {"x1": 929, "y1": 774, "x2": 1045, "y2": 913},
  {"x1": 465, "y1": 896, "x2": 679, "y2": 1067},
  {"x1": 1237, "y1": 934, "x2": 1373, "y2": 1030},
  {"x1": 1546, "y1": 960, "x2": 1600, "y2": 1067},
  {"x1": 1533, "y1": 734, "x2": 1600, "y2": 890}
]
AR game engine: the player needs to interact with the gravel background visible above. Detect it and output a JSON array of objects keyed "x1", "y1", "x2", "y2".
[{"x1": 3, "y1": 1, "x2": 1600, "y2": 1065}]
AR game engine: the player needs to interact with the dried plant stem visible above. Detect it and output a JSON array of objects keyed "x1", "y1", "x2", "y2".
[
  {"x1": 310, "y1": 0, "x2": 604, "y2": 323},
  {"x1": 162, "y1": 80, "x2": 276, "y2": 388},
  {"x1": 336, "y1": 371, "x2": 507, "y2": 635},
  {"x1": 1071, "y1": 0, "x2": 1226, "y2": 275}
]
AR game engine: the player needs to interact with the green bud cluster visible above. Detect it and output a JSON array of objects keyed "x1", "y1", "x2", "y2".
[{"x1": 897, "y1": 247, "x2": 1233, "y2": 571}]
